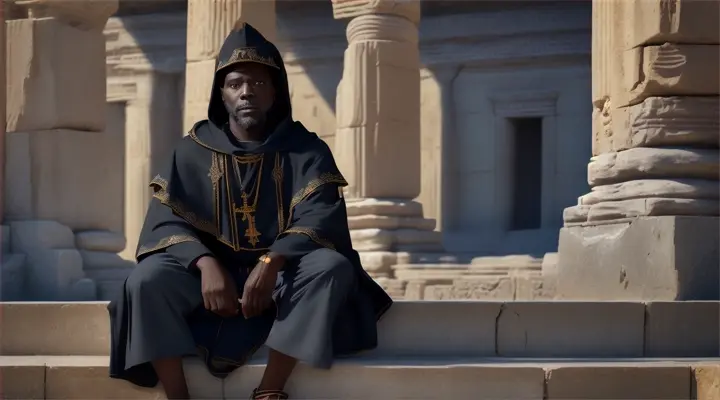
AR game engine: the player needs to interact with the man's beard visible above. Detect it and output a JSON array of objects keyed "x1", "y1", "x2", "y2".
[{"x1": 231, "y1": 111, "x2": 266, "y2": 133}]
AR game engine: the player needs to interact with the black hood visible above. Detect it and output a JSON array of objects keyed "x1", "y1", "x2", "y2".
[
  {"x1": 209, "y1": 21, "x2": 291, "y2": 130},
  {"x1": 190, "y1": 21, "x2": 313, "y2": 155}
]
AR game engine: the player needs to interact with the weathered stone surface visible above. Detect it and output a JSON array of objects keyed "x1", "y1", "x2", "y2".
[
  {"x1": 27, "y1": 249, "x2": 85, "y2": 300},
  {"x1": 588, "y1": 148, "x2": 720, "y2": 186},
  {"x1": 9, "y1": 220, "x2": 75, "y2": 251},
  {"x1": 628, "y1": 97, "x2": 720, "y2": 148},
  {"x1": 645, "y1": 302, "x2": 720, "y2": 357},
  {"x1": 693, "y1": 366, "x2": 720, "y2": 400},
  {"x1": 623, "y1": 0, "x2": 720, "y2": 47},
  {"x1": 564, "y1": 197, "x2": 719, "y2": 223},
  {"x1": 358, "y1": 251, "x2": 397, "y2": 276},
  {"x1": 331, "y1": 0, "x2": 421, "y2": 25},
  {"x1": 4, "y1": 130, "x2": 124, "y2": 232},
  {"x1": 350, "y1": 228, "x2": 442, "y2": 252},
  {"x1": 0, "y1": 302, "x2": 110, "y2": 355},
  {"x1": 626, "y1": 44, "x2": 719, "y2": 107},
  {"x1": 515, "y1": 276, "x2": 555, "y2": 300},
  {"x1": 578, "y1": 179, "x2": 719, "y2": 206},
  {"x1": 594, "y1": 96, "x2": 719, "y2": 155},
  {"x1": 3, "y1": 131, "x2": 32, "y2": 220},
  {"x1": 546, "y1": 365, "x2": 691, "y2": 399},
  {"x1": 225, "y1": 359, "x2": 544, "y2": 400},
  {"x1": 75, "y1": 231, "x2": 126, "y2": 253},
  {"x1": 347, "y1": 215, "x2": 435, "y2": 230},
  {"x1": 374, "y1": 302, "x2": 499, "y2": 357},
  {"x1": 335, "y1": 14, "x2": 421, "y2": 200},
  {"x1": 183, "y1": 59, "x2": 215, "y2": 132},
  {"x1": 186, "y1": 0, "x2": 276, "y2": 62},
  {"x1": 1, "y1": 225, "x2": 9, "y2": 254},
  {"x1": 497, "y1": 302, "x2": 645, "y2": 357},
  {"x1": 0, "y1": 253, "x2": 26, "y2": 301},
  {"x1": 5, "y1": 18, "x2": 106, "y2": 132},
  {"x1": 0, "y1": 363, "x2": 45, "y2": 400},
  {"x1": 556, "y1": 216, "x2": 719, "y2": 300},
  {"x1": 15, "y1": 0, "x2": 118, "y2": 30},
  {"x1": 345, "y1": 199, "x2": 424, "y2": 217},
  {"x1": 44, "y1": 356, "x2": 218, "y2": 399},
  {"x1": 424, "y1": 277, "x2": 515, "y2": 300}
]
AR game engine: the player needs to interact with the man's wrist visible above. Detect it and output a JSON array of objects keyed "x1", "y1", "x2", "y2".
[
  {"x1": 194, "y1": 255, "x2": 219, "y2": 272},
  {"x1": 261, "y1": 252, "x2": 286, "y2": 272}
]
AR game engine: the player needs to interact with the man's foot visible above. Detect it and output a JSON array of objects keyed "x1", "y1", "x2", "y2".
[{"x1": 251, "y1": 388, "x2": 289, "y2": 400}]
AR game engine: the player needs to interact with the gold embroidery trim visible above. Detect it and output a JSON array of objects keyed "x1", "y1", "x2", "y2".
[
  {"x1": 216, "y1": 47, "x2": 279, "y2": 72},
  {"x1": 136, "y1": 234, "x2": 200, "y2": 258},
  {"x1": 273, "y1": 153, "x2": 285, "y2": 230},
  {"x1": 282, "y1": 227, "x2": 335, "y2": 250},
  {"x1": 286, "y1": 172, "x2": 348, "y2": 230},
  {"x1": 150, "y1": 175, "x2": 219, "y2": 236}
]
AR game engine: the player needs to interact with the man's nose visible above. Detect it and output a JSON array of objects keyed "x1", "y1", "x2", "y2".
[{"x1": 238, "y1": 83, "x2": 255, "y2": 99}]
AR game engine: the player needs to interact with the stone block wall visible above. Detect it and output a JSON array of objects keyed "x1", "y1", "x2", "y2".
[{"x1": 2, "y1": 1, "x2": 120, "y2": 301}]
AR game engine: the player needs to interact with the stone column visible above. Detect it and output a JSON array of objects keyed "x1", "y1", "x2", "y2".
[
  {"x1": 3, "y1": 0, "x2": 117, "y2": 300},
  {"x1": 183, "y1": 0, "x2": 276, "y2": 132},
  {"x1": 554, "y1": 0, "x2": 720, "y2": 300},
  {"x1": 123, "y1": 72, "x2": 183, "y2": 261},
  {"x1": 331, "y1": 0, "x2": 442, "y2": 278}
]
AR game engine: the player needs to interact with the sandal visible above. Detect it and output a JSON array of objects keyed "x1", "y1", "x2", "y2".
[{"x1": 251, "y1": 388, "x2": 289, "y2": 400}]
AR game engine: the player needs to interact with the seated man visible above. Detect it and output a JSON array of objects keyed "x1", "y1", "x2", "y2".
[{"x1": 107, "y1": 22, "x2": 393, "y2": 400}]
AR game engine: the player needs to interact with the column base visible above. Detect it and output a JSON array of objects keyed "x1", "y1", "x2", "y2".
[
  {"x1": 345, "y1": 198, "x2": 445, "y2": 276},
  {"x1": 554, "y1": 216, "x2": 719, "y2": 300}
]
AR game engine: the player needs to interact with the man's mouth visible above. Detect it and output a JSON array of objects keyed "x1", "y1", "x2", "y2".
[{"x1": 237, "y1": 105, "x2": 259, "y2": 112}]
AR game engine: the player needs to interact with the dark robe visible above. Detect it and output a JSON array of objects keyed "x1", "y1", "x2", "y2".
[{"x1": 108, "y1": 22, "x2": 393, "y2": 387}]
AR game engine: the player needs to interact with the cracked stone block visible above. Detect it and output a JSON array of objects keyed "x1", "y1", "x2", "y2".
[
  {"x1": 6, "y1": 18, "x2": 106, "y2": 132},
  {"x1": 557, "y1": 216, "x2": 719, "y2": 300}
]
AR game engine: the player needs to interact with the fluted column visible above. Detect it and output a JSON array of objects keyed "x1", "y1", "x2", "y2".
[
  {"x1": 554, "y1": 0, "x2": 720, "y2": 300},
  {"x1": 332, "y1": 0, "x2": 442, "y2": 278},
  {"x1": 183, "y1": 0, "x2": 276, "y2": 132}
]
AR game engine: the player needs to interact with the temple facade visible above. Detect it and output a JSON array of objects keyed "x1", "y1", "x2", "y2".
[
  {"x1": 2, "y1": 0, "x2": 718, "y2": 302},
  {"x1": 106, "y1": 0, "x2": 593, "y2": 269}
]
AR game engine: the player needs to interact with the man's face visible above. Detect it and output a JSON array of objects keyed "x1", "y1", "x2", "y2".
[{"x1": 220, "y1": 63, "x2": 275, "y2": 133}]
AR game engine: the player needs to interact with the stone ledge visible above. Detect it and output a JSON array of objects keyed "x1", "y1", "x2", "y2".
[
  {"x1": 1, "y1": 301, "x2": 718, "y2": 359},
  {"x1": 2, "y1": 355, "x2": 718, "y2": 400}
]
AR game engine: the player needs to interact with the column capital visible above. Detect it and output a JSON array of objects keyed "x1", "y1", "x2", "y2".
[
  {"x1": 331, "y1": 0, "x2": 420, "y2": 25},
  {"x1": 14, "y1": 0, "x2": 118, "y2": 30}
]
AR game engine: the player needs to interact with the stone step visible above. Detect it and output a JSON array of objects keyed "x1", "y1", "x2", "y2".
[
  {"x1": 1, "y1": 301, "x2": 718, "y2": 358},
  {"x1": 1, "y1": 355, "x2": 718, "y2": 399}
]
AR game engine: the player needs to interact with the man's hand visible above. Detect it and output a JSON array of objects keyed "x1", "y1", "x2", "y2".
[
  {"x1": 196, "y1": 256, "x2": 239, "y2": 318},
  {"x1": 241, "y1": 253, "x2": 285, "y2": 319}
]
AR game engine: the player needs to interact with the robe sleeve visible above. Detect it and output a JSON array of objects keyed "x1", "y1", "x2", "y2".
[
  {"x1": 135, "y1": 197, "x2": 215, "y2": 269},
  {"x1": 269, "y1": 182, "x2": 350, "y2": 262}
]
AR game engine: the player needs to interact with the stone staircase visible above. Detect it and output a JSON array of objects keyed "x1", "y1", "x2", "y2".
[{"x1": 1, "y1": 301, "x2": 719, "y2": 399}]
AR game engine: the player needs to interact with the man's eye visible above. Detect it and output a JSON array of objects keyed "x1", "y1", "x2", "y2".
[
  {"x1": 228, "y1": 83, "x2": 240, "y2": 90},
  {"x1": 254, "y1": 81, "x2": 265, "y2": 86}
]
